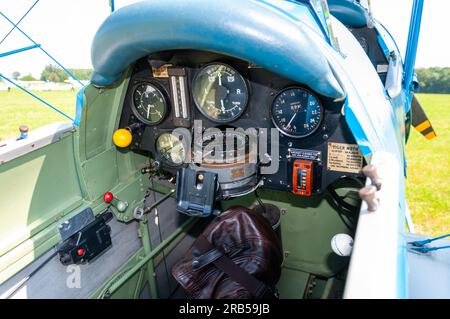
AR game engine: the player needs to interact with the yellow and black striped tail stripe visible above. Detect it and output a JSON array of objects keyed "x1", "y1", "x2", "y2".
[
  {"x1": 411, "y1": 94, "x2": 437, "y2": 140},
  {"x1": 414, "y1": 120, "x2": 436, "y2": 140}
]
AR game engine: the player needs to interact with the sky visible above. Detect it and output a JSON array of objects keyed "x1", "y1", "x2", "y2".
[{"x1": 0, "y1": 0, "x2": 448, "y2": 79}]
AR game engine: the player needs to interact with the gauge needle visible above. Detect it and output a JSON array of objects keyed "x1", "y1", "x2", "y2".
[
  {"x1": 147, "y1": 105, "x2": 150, "y2": 119},
  {"x1": 287, "y1": 112, "x2": 298, "y2": 128},
  {"x1": 218, "y1": 74, "x2": 226, "y2": 112}
]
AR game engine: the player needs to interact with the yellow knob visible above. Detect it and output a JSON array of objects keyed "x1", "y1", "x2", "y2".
[{"x1": 113, "y1": 129, "x2": 132, "y2": 148}]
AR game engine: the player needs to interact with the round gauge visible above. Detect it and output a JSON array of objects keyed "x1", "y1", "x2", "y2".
[
  {"x1": 132, "y1": 83, "x2": 167, "y2": 125},
  {"x1": 271, "y1": 87, "x2": 323, "y2": 138},
  {"x1": 156, "y1": 133, "x2": 187, "y2": 165},
  {"x1": 192, "y1": 63, "x2": 248, "y2": 123}
]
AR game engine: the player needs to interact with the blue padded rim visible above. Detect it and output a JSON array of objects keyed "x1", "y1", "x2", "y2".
[
  {"x1": 90, "y1": 0, "x2": 344, "y2": 99},
  {"x1": 328, "y1": 0, "x2": 368, "y2": 28}
]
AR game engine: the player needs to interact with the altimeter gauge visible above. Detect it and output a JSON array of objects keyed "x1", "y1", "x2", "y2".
[
  {"x1": 132, "y1": 82, "x2": 168, "y2": 125},
  {"x1": 192, "y1": 63, "x2": 248, "y2": 123}
]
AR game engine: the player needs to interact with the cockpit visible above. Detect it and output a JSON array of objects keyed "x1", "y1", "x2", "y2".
[
  {"x1": 93, "y1": 0, "x2": 368, "y2": 298},
  {"x1": 0, "y1": 0, "x2": 417, "y2": 300}
]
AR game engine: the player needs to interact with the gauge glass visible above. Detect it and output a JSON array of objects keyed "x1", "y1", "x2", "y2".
[
  {"x1": 156, "y1": 133, "x2": 187, "y2": 165},
  {"x1": 192, "y1": 63, "x2": 248, "y2": 123},
  {"x1": 271, "y1": 87, "x2": 323, "y2": 138},
  {"x1": 132, "y1": 83, "x2": 167, "y2": 125}
]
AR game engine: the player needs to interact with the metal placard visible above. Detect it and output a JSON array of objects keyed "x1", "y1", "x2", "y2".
[{"x1": 288, "y1": 148, "x2": 322, "y2": 162}]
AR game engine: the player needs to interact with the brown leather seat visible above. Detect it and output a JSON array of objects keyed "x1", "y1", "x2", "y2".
[{"x1": 172, "y1": 206, "x2": 283, "y2": 299}]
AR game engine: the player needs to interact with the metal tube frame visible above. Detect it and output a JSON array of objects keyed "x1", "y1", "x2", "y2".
[
  {"x1": 403, "y1": 0, "x2": 424, "y2": 110},
  {"x1": 103, "y1": 217, "x2": 198, "y2": 297}
]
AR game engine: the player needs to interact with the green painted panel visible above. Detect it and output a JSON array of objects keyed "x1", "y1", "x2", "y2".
[
  {"x1": 109, "y1": 173, "x2": 151, "y2": 223},
  {"x1": 85, "y1": 88, "x2": 116, "y2": 159},
  {"x1": 0, "y1": 134, "x2": 82, "y2": 255},
  {"x1": 277, "y1": 267, "x2": 310, "y2": 299},
  {"x1": 0, "y1": 68, "x2": 154, "y2": 287},
  {"x1": 81, "y1": 70, "x2": 131, "y2": 161},
  {"x1": 82, "y1": 149, "x2": 119, "y2": 201}
]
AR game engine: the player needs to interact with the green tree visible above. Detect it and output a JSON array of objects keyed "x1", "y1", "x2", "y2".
[
  {"x1": 416, "y1": 67, "x2": 450, "y2": 94},
  {"x1": 20, "y1": 74, "x2": 37, "y2": 81},
  {"x1": 67, "y1": 69, "x2": 93, "y2": 81},
  {"x1": 40, "y1": 64, "x2": 69, "y2": 83},
  {"x1": 12, "y1": 71, "x2": 20, "y2": 80}
]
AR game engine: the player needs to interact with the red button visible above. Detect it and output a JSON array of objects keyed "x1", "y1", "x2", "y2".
[
  {"x1": 76, "y1": 248, "x2": 85, "y2": 256},
  {"x1": 103, "y1": 192, "x2": 114, "y2": 203}
]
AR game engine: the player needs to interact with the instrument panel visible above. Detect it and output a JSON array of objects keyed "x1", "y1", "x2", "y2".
[{"x1": 118, "y1": 50, "x2": 363, "y2": 196}]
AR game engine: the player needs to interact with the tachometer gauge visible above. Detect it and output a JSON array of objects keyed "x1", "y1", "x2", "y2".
[
  {"x1": 132, "y1": 83, "x2": 167, "y2": 125},
  {"x1": 192, "y1": 63, "x2": 248, "y2": 123},
  {"x1": 156, "y1": 133, "x2": 187, "y2": 165},
  {"x1": 271, "y1": 87, "x2": 323, "y2": 138}
]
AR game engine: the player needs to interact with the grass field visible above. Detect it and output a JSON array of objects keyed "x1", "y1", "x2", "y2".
[
  {"x1": 0, "y1": 90, "x2": 448, "y2": 236},
  {"x1": 0, "y1": 89, "x2": 77, "y2": 141},
  {"x1": 406, "y1": 94, "x2": 449, "y2": 236}
]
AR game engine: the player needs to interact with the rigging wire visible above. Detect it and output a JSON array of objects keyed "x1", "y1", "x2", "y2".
[
  {"x1": 0, "y1": 0, "x2": 40, "y2": 46},
  {"x1": 0, "y1": 10, "x2": 83, "y2": 86}
]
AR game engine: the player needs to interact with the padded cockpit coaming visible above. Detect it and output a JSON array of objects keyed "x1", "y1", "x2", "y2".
[
  {"x1": 90, "y1": 0, "x2": 344, "y2": 99},
  {"x1": 328, "y1": 0, "x2": 369, "y2": 28}
]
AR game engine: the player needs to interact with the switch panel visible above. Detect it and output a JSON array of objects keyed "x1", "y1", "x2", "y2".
[{"x1": 292, "y1": 160, "x2": 313, "y2": 196}]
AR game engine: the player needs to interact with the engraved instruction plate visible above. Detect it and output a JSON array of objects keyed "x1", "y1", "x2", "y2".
[
  {"x1": 327, "y1": 143, "x2": 363, "y2": 174},
  {"x1": 288, "y1": 148, "x2": 322, "y2": 162}
]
